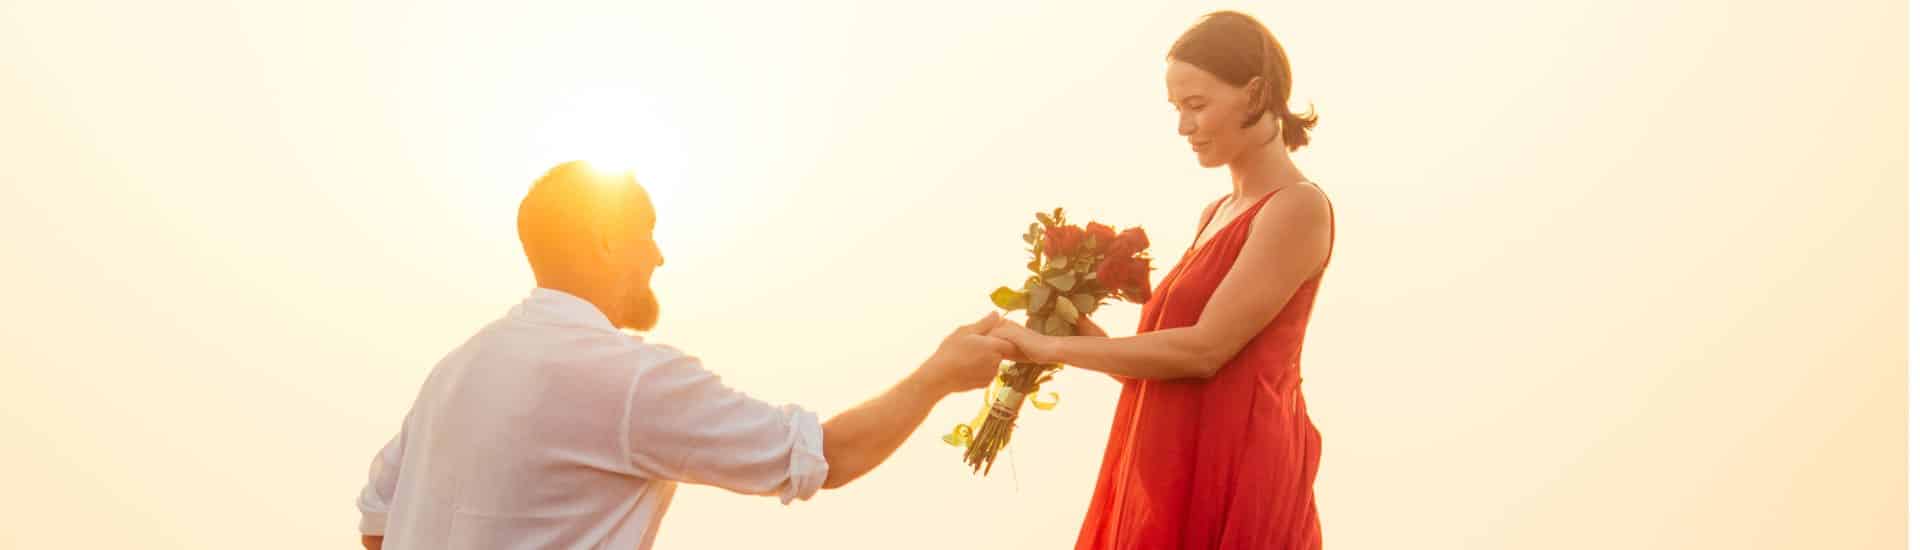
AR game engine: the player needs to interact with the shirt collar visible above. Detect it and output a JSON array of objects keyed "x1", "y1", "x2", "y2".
[{"x1": 511, "y1": 287, "x2": 620, "y2": 333}]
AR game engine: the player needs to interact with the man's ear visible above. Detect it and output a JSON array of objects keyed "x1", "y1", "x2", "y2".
[{"x1": 590, "y1": 224, "x2": 620, "y2": 265}]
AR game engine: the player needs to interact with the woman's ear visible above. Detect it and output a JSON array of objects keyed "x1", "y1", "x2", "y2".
[{"x1": 1241, "y1": 76, "x2": 1269, "y2": 127}]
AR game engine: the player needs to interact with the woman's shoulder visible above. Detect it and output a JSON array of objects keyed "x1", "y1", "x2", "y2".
[
  {"x1": 1278, "y1": 180, "x2": 1329, "y2": 205},
  {"x1": 1268, "y1": 181, "x2": 1330, "y2": 217},
  {"x1": 1249, "y1": 182, "x2": 1332, "y2": 236}
]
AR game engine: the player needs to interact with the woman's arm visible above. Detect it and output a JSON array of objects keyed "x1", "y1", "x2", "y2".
[
  {"x1": 994, "y1": 185, "x2": 1330, "y2": 380},
  {"x1": 1069, "y1": 316, "x2": 1129, "y2": 383}
]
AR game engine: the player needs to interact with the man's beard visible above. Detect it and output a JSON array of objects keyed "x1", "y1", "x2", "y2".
[{"x1": 617, "y1": 287, "x2": 660, "y2": 332}]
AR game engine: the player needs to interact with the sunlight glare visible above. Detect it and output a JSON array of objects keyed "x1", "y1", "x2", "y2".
[{"x1": 530, "y1": 87, "x2": 691, "y2": 212}]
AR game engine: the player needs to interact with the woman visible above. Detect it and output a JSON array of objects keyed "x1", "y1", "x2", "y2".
[{"x1": 990, "y1": 11, "x2": 1334, "y2": 549}]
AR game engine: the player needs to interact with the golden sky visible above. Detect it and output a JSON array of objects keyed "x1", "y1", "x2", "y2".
[{"x1": 0, "y1": 0, "x2": 1904, "y2": 548}]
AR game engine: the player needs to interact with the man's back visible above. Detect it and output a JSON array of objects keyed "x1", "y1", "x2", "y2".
[{"x1": 358, "y1": 289, "x2": 824, "y2": 549}]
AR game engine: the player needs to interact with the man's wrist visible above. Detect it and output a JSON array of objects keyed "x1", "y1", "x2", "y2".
[{"x1": 902, "y1": 366, "x2": 946, "y2": 399}]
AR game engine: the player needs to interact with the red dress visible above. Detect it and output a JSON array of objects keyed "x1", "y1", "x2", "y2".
[{"x1": 1075, "y1": 187, "x2": 1333, "y2": 550}]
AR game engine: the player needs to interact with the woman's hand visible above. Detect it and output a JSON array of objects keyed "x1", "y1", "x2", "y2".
[
  {"x1": 988, "y1": 320, "x2": 1054, "y2": 364},
  {"x1": 990, "y1": 315, "x2": 1111, "y2": 364}
]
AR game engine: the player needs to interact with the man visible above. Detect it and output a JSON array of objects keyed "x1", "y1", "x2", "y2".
[{"x1": 356, "y1": 161, "x2": 1011, "y2": 549}]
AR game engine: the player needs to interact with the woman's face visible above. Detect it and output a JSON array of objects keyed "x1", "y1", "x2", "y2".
[{"x1": 1167, "y1": 60, "x2": 1263, "y2": 168}]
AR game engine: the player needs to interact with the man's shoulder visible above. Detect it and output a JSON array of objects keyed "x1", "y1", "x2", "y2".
[
  {"x1": 610, "y1": 333, "x2": 696, "y2": 369},
  {"x1": 462, "y1": 318, "x2": 701, "y2": 380}
]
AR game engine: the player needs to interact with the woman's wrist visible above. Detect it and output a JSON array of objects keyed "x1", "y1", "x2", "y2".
[{"x1": 1038, "y1": 335, "x2": 1070, "y2": 364}]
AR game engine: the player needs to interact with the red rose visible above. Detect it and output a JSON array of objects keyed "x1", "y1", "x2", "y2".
[
  {"x1": 1107, "y1": 227, "x2": 1149, "y2": 257},
  {"x1": 1044, "y1": 225, "x2": 1086, "y2": 258},
  {"x1": 1096, "y1": 255, "x2": 1153, "y2": 303},
  {"x1": 1084, "y1": 222, "x2": 1117, "y2": 252}
]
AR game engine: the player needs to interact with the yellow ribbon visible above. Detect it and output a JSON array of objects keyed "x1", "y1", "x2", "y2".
[
  {"x1": 943, "y1": 367, "x2": 1005, "y2": 447},
  {"x1": 942, "y1": 363, "x2": 1064, "y2": 446},
  {"x1": 1030, "y1": 391, "x2": 1060, "y2": 411}
]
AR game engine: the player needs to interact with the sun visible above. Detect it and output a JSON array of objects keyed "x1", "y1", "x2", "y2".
[{"x1": 529, "y1": 87, "x2": 691, "y2": 207}]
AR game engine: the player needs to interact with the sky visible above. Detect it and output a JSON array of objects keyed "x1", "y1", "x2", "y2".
[{"x1": 0, "y1": 0, "x2": 1905, "y2": 548}]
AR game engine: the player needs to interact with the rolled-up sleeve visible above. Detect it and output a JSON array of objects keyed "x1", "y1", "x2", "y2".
[
  {"x1": 355, "y1": 425, "x2": 407, "y2": 534},
  {"x1": 621, "y1": 354, "x2": 829, "y2": 504}
]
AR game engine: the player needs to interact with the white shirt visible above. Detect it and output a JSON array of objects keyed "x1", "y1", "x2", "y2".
[{"x1": 356, "y1": 288, "x2": 829, "y2": 549}]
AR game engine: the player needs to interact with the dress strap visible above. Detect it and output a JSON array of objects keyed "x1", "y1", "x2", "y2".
[{"x1": 1189, "y1": 194, "x2": 1231, "y2": 250}]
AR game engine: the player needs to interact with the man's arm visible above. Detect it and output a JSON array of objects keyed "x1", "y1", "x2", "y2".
[
  {"x1": 622, "y1": 314, "x2": 1009, "y2": 497},
  {"x1": 355, "y1": 420, "x2": 407, "y2": 549},
  {"x1": 818, "y1": 365, "x2": 946, "y2": 489},
  {"x1": 818, "y1": 313, "x2": 1010, "y2": 487}
]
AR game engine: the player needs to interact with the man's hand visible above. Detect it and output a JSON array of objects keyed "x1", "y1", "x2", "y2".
[
  {"x1": 915, "y1": 313, "x2": 1016, "y2": 394},
  {"x1": 361, "y1": 535, "x2": 382, "y2": 550},
  {"x1": 819, "y1": 312, "x2": 1017, "y2": 489}
]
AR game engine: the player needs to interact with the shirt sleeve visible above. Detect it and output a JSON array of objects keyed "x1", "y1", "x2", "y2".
[
  {"x1": 620, "y1": 354, "x2": 829, "y2": 504},
  {"x1": 354, "y1": 421, "x2": 407, "y2": 535}
]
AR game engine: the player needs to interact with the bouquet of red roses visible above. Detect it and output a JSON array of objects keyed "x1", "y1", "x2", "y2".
[{"x1": 943, "y1": 208, "x2": 1152, "y2": 474}]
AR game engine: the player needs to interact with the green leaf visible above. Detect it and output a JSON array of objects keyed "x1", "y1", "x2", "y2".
[
  {"x1": 1022, "y1": 232, "x2": 1035, "y2": 244},
  {"x1": 1053, "y1": 295, "x2": 1080, "y2": 321},
  {"x1": 1035, "y1": 213, "x2": 1053, "y2": 227},
  {"x1": 1052, "y1": 309, "x2": 1078, "y2": 335},
  {"x1": 990, "y1": 286, "x2": 1028, "y2": 311},
  {"x1": 1046, "y1": 274, "x2": 1076, "y2": 292},
  {"x1": 1055, "y1": 316, "x2": 1075, "y2": 336},
  {"x1": 1043, "y1": 315, "x2": 1070, "y2": 336},
  {"x1": 1072, "y1": 294, "x2": 1098, "y2": 317},
  {"x1": 1052, "y1": 207, "x2": 1064, "y2": 223},
  {"x1": 1029, "y1": 285, "x2": 1053, "y2": 315},
  {"x1": 1074, "y1": 256, "x2": 1096, "y2": 273}
]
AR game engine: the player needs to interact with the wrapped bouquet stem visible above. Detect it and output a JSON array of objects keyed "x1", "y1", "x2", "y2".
[{"x1": 942, "y1": 208, "x2": 1153, "y2": 474}]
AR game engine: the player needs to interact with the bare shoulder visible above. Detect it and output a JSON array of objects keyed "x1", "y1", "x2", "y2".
[{"x1": 1250, "y1": 182, "x2": 1332, "y2": 236}]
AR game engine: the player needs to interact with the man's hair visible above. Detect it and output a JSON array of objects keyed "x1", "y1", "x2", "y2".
[{"x1": 517, "y1": 161, "x2": 654, "y2": 272}]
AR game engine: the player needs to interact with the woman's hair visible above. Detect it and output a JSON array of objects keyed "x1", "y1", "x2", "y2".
[{"x1": 1168, "y1": 11, "x2": 1318, "y2": 150}]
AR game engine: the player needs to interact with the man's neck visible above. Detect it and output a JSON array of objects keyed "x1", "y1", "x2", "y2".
[{"x1": 534, "y1": 276, "x2": 619, "y2": 325}]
